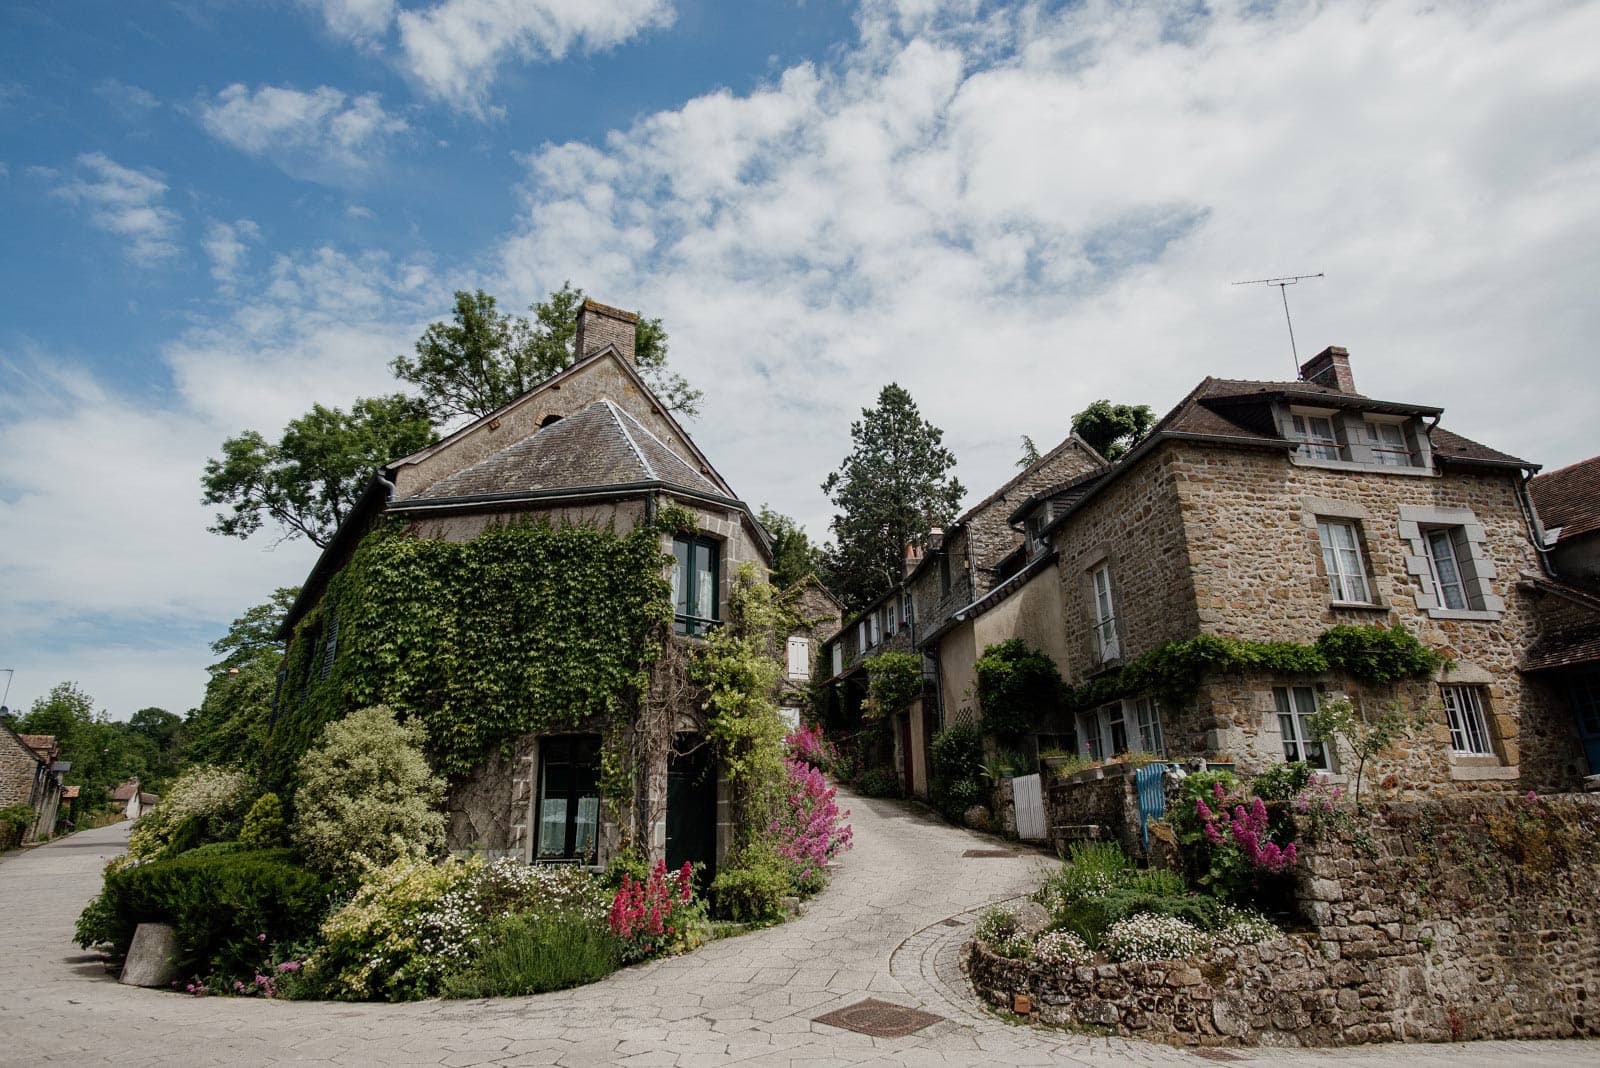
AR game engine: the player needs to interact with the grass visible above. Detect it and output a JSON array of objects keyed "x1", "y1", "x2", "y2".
[{"x1": 440, "y1": 911, "x2": 620, "y2": 999}]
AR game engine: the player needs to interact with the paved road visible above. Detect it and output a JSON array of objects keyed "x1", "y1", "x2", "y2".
[{"x1": 3, "y1": 796, "x2": 1596, "y2": 1067}]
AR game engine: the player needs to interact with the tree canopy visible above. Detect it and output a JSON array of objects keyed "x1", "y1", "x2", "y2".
[
  {"x1": 392, "y1": 283, "x2": 701, "y2": 423},
  {"x1": 757, "y1": 505, "x2": 824, "y2": 591},
  {"x1": 14, "y1": 682, "x2": 182, "y2": 809},
  {"x1": 820, "y1": 384, "x2": 964, "y2": 609},
  {"x1": 201, "y1": 394, "x2": 436, "y2": 548},
  {"x1": 1070, "y1": 399, "x2": 1156, "y2": 461},
  {"x1": 1016, "y1": 435, "x2": 1042, "y2": 469},
  {"x1": 184, "y1": 587, "x2": 300, "y2": 771}
]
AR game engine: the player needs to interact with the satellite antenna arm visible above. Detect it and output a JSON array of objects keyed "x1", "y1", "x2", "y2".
[{"x1": 1233, "y1": 272, "x2": 1324, "y2": 377}]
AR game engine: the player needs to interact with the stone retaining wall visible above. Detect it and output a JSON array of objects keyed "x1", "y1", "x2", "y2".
[{"x1": 968, "y1": 794, "x2": 1600, "y2": 1047}]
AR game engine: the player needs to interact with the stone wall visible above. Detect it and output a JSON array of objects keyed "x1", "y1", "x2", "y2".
[
  {"x1": 968, "y1": 794, "x2": 1600, "y2": 1047},
  {"x1": 0, "y1": 727, "x2": 46, "y2": 843},
  {"x1": 1045, "y1": 764, "x2": 1142, "y2": 858}
]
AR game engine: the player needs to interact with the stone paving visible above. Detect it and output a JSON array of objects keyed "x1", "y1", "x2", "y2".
[{"x1": 3, "y1": 792, "x2": 1598, "y2": 1066}]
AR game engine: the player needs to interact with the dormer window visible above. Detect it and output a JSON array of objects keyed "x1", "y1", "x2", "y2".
[
  {"x1": 1365, "y1": 418, "x2": 1416, "y2": 467},
  {"x1": 1290, "y1": 410, "x2": 1343, "y2": 461}
]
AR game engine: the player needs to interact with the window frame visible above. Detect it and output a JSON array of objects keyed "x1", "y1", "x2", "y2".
[
  {"x1": 672, "y1": 534, "x2": 721, "y2": 637},
  {"x1": 1273, "y1": 685, "x2": 1330, "y2": 769},
  {"x1": 1441, "y1": 684, "x2": 1495, "y2": 756},
  {"x1": 1078, "y1": 701, "x2": 1130, "y2": 762},
  {"x1": 1425, "y1": 527, "x2": 1472, "y2": 611},
  {"x1": 1132, "y1": 696, "x2": 1166, "y2": 757},
  {"x1": 1289, "y1": 408, "x2": 1345, "y2": 462},
  {"x1": 1365, "y1": 417, "x2": 1416, "y2": 468},
  {"x1": 786, "y1": 636, "x2": 810, "y2": 681},
  {"x1": 533, "y1": 734, "x2": 602, "y2": 864},
  {"x1": 1315, "y1": 518, "x2": 1374, "y2": 605},
  {"x1": 1398, "y1": 506, "x2": 1505, "y2": 620},
  {"x1": 1091, "y1": 563, "x2": 1120, "y2": 661}
]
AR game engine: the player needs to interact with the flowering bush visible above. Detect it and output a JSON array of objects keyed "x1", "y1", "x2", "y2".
[
  {"x1": 784, "y1": 724, "x2": 836, "y2": 770},
  {"x1": 974, "y1": 904, "x2": 1021, "y2": 945},
  {"x1": 127, "y1": 765, "x2": 253, "y2": 860},
  {"x1": 1290, "y1": 778, "x2": 1352, "y2": 841},
  {"x1": 769, "y1": 758, "x2": 853, "y2": 892},
  {"x1": 1211, "y1": 905, "x2": 1280, "y2": 948},
  {"x1": 1102, "y1": 914, "x2": 1209, "y2": 962},
  {"x1": 1031, "y1": 929, "x2": 1093, "y2": 968},
  {"x1": 1179, "y1": 780, "x2": 1300, "y2": 901},
  {"x1": 609, "y1": 860, "x2": 708, "y2": 962},
  {"x1": 178, "y1": 935, "x2": 312, "y2": 998}
]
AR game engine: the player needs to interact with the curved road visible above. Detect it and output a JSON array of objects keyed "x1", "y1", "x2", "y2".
[{"x1": 2, "y1": 793, "x2": 1594, "y2": 1067}]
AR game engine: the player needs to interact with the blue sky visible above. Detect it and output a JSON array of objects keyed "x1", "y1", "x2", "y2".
[{"x1": 2, "y1": 0, "x2": 1598, "y2": 720}]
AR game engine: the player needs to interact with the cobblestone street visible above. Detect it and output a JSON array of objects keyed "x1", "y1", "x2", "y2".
[{"x1": 3, "y1": 793, "x2": 1596, "y2": 1067}]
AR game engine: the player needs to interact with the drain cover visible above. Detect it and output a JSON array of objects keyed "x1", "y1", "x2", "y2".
[
  {"x1": 940, "y1": 918, "x2": 965, "y2": 927},
  {"x1": 1191, "y1": 1050, "x2": 1246, "y2": 1062},
  {"x1": 961, "y1": 848, "x2": 1014, "y2": 858},
  {"x1": 813, "y1": 998, "x2": 944, "y2": 1038}
]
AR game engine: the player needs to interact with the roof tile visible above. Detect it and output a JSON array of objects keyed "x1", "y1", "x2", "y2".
[{"x1": 1530, "y1": 456, "x2": 1600, "y2": 542}]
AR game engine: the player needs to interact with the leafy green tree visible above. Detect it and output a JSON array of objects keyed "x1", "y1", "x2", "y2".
[
  {"x1": 392, "y1": 283, "x2": 701, "y2": 423},
  {"x1": 202, "y1": 395, "x2": 436, "y2": 548},
  {"x1": 16, "y1": 683, "x2": 149, "y2": 810},
  {"x1": 757, "y1": 505, "x2": 823, "y2": 591},
  {"x1": 1016, "y1": 435, "x2": 1042, "y2": 469},
  {"x1": 184, "y1": 588, "x2": 299, "y2": 771},
  {"x1": 1069, "y1": 400, "x2": 1155, "y2": 461},
  {"x1": 820, "y1": 384, "x2": 964, "y2": 609}
]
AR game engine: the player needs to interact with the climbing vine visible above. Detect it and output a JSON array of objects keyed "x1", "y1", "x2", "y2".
[
  {"x1": 974, "y1": 639, "x2": 1062, "y2": 737},
  {"x1": 863, "y1": 652, "x2": 921, "y2": 719},
  {"x1": 1059, "y1": 625, "x2": 1446, "y2": 714},
  {"x1": 268, "y1": 514, "x2": 674, "y2": 788}
]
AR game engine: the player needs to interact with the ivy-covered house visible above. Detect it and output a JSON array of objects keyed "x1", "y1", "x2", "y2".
[
  {"x1": 926, "y1": 345, "x2": 1591, "y2": 797},
  {"x1": 272, "y1": 299, "x2": 773, "y2": 876}
]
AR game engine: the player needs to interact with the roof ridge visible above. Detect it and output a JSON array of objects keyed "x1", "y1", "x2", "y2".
[{"x1": 602, "y1": 399, "x2": 659, "y2": 481}]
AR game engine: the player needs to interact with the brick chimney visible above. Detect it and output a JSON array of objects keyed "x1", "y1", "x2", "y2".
[
  {"x1": 574, "y1": 298, "x2": 638, "y2": 365},
  {"x1": 1299, "y1": 346, "x2": 1355, "y2": 392}
]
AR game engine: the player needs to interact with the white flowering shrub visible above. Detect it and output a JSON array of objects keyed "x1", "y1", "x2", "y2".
[
  {"x1": 1031, "y1": 929, "x2": 1094, "y2": 968},
  {"x1": 291, "y1": 706, "x2": 447, "y2": 880},
  {"x1": 974, "y1": 905, "x2": 1021, "y2": 945},
  {"x1": 1102, "y1": 914, "x2": 1210, "y2": 962},
  {"x1": 127, "y1": 765, "x2": 253, "y2": 860},
  {"x1": 1211, "y1": 905, "x2": 1280, "y2": 948}
]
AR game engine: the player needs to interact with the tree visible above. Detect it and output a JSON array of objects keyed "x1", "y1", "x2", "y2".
[
  {"x1": 392, "y1": 283, "x2": 702, "y2": 423},
  {"x1": 820, "y1": 384, "x2": 964, "y2": 609},
  {"x1": 1016, "y1": 435, "x2": 1042, "y2": 469},
  {"x1": 184, "y1": 588, "x2": 300, "y2": 771},
  {"x1": 16, "y1": 682, "x2": 150, "y2": 810},
  {"x1": 202, "y1": 395, "x2": 436, "y2": 548},
  {"x1": 757, "y1": 505, "x2": 823, "y2": 591},
  {"x1": 1070, "y1": 399, "x2": 1155, "y2": 461}
]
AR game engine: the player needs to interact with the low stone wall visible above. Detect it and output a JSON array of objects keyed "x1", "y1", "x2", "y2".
[
  {"x1": 1046, "y1": 765, "x2": 1141, "y2": 858},
  {"x1": 968, "y1": 793, "x2": 1600, "y2": 1047}
]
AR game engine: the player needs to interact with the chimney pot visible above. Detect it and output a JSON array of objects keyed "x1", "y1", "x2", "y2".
[
  {"x1": 574, "y1": 298, "x2": 638, "y2": 366},
  {"x1": 1299, "y1": 345, "x2": 1355, "y2": 393}
]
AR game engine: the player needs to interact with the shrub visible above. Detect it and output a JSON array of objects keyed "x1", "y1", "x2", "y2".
[
  {"x1": 291, "y1": 705, "x2": 446, "y2": 881},
  {"x1": 1103, "y1": 913, "x2": 1209, "y2": 962},
  {"x1": 440, "y1": 911, "x2": 619, "y2": 999},
  {"x1": 974, "y1": 905, "x2": 1020, "y2": 944},
  {"x1": 82, "y1": 848, "x2": 328, "y2": 983},
  {"x1": 929, "y1": 723, "x2": 983, "y2": 820},
  {"x1": 711, "y1": 842, "x2": 794, "y2": 923},
  {"x1": 1031, "y1": 929, "x2": 1093, "y2": 969},
  {"x1": 784, "y1": 724, "x2": 836, "y2": 770},
  {"x1": 601, "y1": 847, "x2": 650, "y2": 890},
  {"x1": 991, "y1": 934, "x2": 1034, "y2": 959},
  {"x1": 1057, "y1": 887, "x2": 1222, "y2": 949},
  {"x1": 864, "y1": 652, "x2": 922, "y2": 717},
  {"x1": 769, "y1": 758, "x2": 852, "y2": 892},
  {"x1": 1212, "y1": 905, "x2": 1280, "y2": 948},
  {"x1": 609, "y1": 860, "x2": 709, "y2": 962},
  {"x1": 1035, "y1": 840, "x2": 1128, "y2": 915},
  {"x1": 855, "y1": 766, "x2": 900, "y2": 798},
  {"x1": 238, "y1": 793, "x2": 288, "y2": 850},
  {"x1": 974, "y1": 639, "x2": 1062, "y2": 738},
  {"x1": 126, "y1": 766, "x2": 252, "y2": 861},
  {"x1": 1, "y1": 802, "x2": 36, "y2": 843},
  {"x1": 1250, "y1": 761, "x2": 1314, "y2": 802}
]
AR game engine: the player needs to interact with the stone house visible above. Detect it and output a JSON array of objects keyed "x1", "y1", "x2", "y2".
[
  {"x1": 815, "y1": 432, "x2": 1106, "y2": 796},
  {"x1": 776, "y1": 576, "x2": 843, "y2": 730},
  {"x1": 0, "y1": 725, "x2": 63, "y2": 844},
  {"x1": 1530, "y1": 455, "x2": 1600, "y2": 594},
  {"x1": 276, "y1": 299, "x2": 774, "y2": 877},
  {"x1": 109, "y1": 779, "x2": 159, "y2": 819}
]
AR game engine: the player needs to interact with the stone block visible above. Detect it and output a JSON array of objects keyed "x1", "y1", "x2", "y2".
[{"x1": 119, "y1": 923, "x2": 180, "y2": 988}]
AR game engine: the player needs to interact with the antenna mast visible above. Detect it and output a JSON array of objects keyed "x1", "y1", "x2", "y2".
[{"x1": 1233, "y1": 273, "x2": 1324, "y2": 378}]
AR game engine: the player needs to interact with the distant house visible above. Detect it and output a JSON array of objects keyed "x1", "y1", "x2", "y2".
[
  {"x1": 109, "y1": 779, "x2": 159, "y2": 820},
  {"x1": 777, "y1": 576, "x2": 844, "y2": 730},
  {"x1": 0, "y1": 726, "x2": 63, "y2": 844}
]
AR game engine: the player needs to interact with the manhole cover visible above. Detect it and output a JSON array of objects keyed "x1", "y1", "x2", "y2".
[
  {"x1": 813, "y1": 998, "x2": 944, "y2": 1038},
  {"x1": 940, "y1": 918, "x2": 965, "y2": 927},
  {"x1": 961, "y1": 848, "x2": 1014, "y2": 858},
  {"x1": 1191, "y1": 1050, "x2": 1245, "y2": 1062}
]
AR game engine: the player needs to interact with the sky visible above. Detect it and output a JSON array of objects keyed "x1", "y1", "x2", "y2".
[{"x1": 1, "y1": 0, "x2": 1597, "y2": 721}]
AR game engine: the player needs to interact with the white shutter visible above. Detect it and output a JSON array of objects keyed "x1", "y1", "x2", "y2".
[{"x1": 787, "y1": 637, "x2": 810, "y2": 680}]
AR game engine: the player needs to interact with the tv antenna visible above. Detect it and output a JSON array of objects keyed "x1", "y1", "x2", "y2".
[{"x1": 1233, "y1": 273, "x2": 1324, "y2": 379}]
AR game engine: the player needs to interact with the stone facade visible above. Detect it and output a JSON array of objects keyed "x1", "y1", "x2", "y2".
[
  {"x1": 0, "y1": 725, "x2": 59, "y2": 845},
  {"x1": 968, "y1": 794, "x2": 1600, "y2": 1048}
]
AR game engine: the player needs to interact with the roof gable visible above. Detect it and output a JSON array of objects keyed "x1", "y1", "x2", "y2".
[{"x1": 1531, "y1": 455, "x2": 1600, "y2": 543}]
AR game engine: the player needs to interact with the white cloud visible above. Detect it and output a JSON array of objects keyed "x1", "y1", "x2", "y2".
[
  {"x1": 52, "y1": 153, "x2": 181, "y2": 265},
  {"x1": 94, "y1": 78, "x2": 160, "y2": 120},
  {"x1": 198, "y1": 83, "x2": 409, "y2": 183},
  {"x1": 303, "y1": 0, "x2": 397, "y2": 44},
  {"x1": 203, "y1": 218, "x2": 261, "y2": 292},
  {"x1": 494, "y1": 0, "x2": 1600, "y2": 541}
]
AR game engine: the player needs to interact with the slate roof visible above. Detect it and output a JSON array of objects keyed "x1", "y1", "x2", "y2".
[
  {"x1": 18, "y1": 734, "x2": 56, "y2": 760},
  {"x1": 1530, "y1": 456, "x2": 1600, "y2": 543},
  {"x1": 403, "y1": 399, "x2": 728, "y2": 505}
]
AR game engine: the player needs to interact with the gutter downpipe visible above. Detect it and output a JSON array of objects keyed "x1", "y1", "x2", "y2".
[{"x1": 1515, "y1": 468, "x2": 1558, "y2": 578}]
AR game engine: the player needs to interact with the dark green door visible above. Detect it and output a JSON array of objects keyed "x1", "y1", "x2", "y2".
[{"x1": 666, "y1": 735, "x2": 717, "y2": 885}]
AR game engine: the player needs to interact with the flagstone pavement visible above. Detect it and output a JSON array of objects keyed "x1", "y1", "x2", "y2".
[{"x1": 3, "y1": 792, "x2": 1597, "y2": 1067}]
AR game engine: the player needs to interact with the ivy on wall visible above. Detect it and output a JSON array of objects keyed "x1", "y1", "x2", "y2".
[
  {"x1": 268, "y1": 514, "x2": 674, "y2": 788},
  {"x1": 863, "y1": 652, "x2": 921, "y2": 719},
  {"x1": 1060, "y1": 625, "x2": 1447, "y2": 714}
]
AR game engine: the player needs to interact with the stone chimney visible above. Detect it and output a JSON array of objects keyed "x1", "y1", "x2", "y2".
[
  {"x1": 1299, "y1": 345, "x2": 1355, "y2": 392},
  {"x1": 574, "y1": 298, "x2": 638, "y2": 365}
]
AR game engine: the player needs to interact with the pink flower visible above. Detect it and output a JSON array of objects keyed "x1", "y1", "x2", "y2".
[
  {"x1": 277, "y1": 961, "x2": 301, "y2": 973},
  {"x1": 257, "y1": 934, "x2": 267, "y2": 942}
]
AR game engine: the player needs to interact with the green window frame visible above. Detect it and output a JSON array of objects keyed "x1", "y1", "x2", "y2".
[
  {"x1": 672, "y1": 535, "x2": 721, "y2": 636},
  {"x1": 535, "y1": 735, "x2": 601, "y2": 863}
]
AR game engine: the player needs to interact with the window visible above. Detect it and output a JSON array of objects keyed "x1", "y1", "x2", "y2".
[
  {"x1": 1274, "y1": 686, "x2": 1329, "y2": 769},
  {"x1": 902, "y1": 591, "x2": 913, "y2": 630},
  {"x1": 1316, "y1": 519, "x2": 1372, "y2": 603},
  {"x1": 1425, "y1": 528, "x2": 1471, "y2": 611},
  {"x1": 672, "y1": 535, "x2": 720, "y2": 636},
  {"x1": 535, "y1": 735, "x2": 601, "y2": 862},
  {"x1": 831, "y1": 643, "x2": 843, "y2": 677},
  {"x1": 868, "y1": 611, "x2": 881, "y2": 647},
  {"x1": 939, "y1": 552, "x2": 952, "y2": 594},
  {"x1": 1290, "y1": 411, "x2": 1343, "y2": 461},
  {"x1": 1078, "y1": 702, "x2": 1129, "y2": 762},
  {"x1": 1366, "y1": 419, "x2": 1414, "y2": 467},
  {"x1": 1091, "y1": 564, "x2": 1120, "y2": 660},
  {"x1": 787, "y1": 636, "x2": 810, "y2": 680},
  {"x1": 1133, "y1": 697, "x2": 1166, "y2": 756},
  {"x1": 1441, "y1": 685, "x2": 1494, "y2": 755}
]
